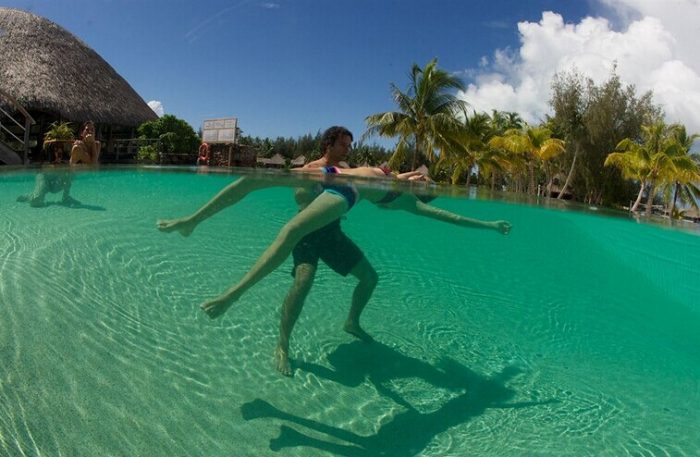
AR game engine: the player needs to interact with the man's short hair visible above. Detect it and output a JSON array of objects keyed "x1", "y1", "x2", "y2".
[{"x1": 321, "y1": 126, "x2": 353, "y2": 152}]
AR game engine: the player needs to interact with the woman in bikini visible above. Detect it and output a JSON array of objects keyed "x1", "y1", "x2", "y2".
[
  {"x1": 70, "y1": 121, "x2": 101, "y2": 165},
  {"x1": 158, "y1": 163, "x2": 512, "y2": 319}
]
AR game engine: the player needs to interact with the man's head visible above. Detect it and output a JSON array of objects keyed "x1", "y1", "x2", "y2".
[
  {"x1": 320, "y1": 126, "x2": 353, "y2": 162},
  {"x1": 320, "y1": 126, "x2": 353, "y2": 151}
]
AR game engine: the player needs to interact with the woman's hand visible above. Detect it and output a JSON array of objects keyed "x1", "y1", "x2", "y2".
[{"x1": 492, "y1": 221, "x2": 512, "y2": 235}]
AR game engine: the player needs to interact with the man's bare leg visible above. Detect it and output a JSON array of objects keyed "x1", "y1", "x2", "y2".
[
  {"x1": 343, "y1": 257, "x2": 378, "y2": 342},
  {"x1": 276, "y1": 264, "x2": 316, "y2": 376}
]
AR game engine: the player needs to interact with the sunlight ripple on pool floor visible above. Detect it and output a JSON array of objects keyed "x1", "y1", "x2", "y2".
[{"x1": 1, "y1": 167, "x2": 698, "y2": 456}]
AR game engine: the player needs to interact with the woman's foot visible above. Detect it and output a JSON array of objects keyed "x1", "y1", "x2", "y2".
[{"x1": 157, "y1": 217, "x2": 197, "y2": 237}]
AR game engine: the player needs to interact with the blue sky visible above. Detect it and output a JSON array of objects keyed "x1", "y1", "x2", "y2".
[{"x1": 4, "y1": 1, "x2": 700, "y2": 147}]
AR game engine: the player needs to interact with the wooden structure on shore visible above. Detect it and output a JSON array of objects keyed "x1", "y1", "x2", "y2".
[{"x1": 0, "y1": 7, "x2": 157, "y2": 164}]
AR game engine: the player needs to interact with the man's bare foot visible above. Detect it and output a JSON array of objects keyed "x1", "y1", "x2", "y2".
[
  {"x1": 275, "y1": 345, "x2": 293, "y2": 377},
  {"x1": 343, "y1": 321, "x2": 374, "y2": 342},
  {"x1": 200, "y1": 295, "x2": 234, "y2": 319},
  {"x1": 156, "y1": 217, "x2": 196, "y2": 237}
]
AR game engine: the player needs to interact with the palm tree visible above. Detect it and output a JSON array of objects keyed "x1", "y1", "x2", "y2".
[
  {"x1": 488, "y1": 126, "x2": 565, "y2": 195},
  {"x1": 605, "y1": 122, "x2": 700, "y2": 215},
  {"x1": 483, "y1": 111, "x2": 524, "y2": 191},
  {"x1": 490, "y1": 110, "x2": 524, "y2": 133},
  {"x1": 364, "y1": 59, "x2": 467, "y2": 170},
  {"x1": 437, "y1": 111, "x2": 491, "y2": 185},
  {"x1": 604, "y1": 141, "x2": 648, "y2": 211},
  {"x1": 667, "y1": 125, "x2": 700, "y2": 216}
]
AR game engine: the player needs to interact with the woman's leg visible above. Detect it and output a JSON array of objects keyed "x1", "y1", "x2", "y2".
[
  {"x1": 201, "y1": 192, "x2": 349, "y2": 318},
  {"x1": 27, "y1": 173, "x2": 49, "y2": 207},
  {"x1": 157, "y1": 177, "x2": 276, "y2": 236}
]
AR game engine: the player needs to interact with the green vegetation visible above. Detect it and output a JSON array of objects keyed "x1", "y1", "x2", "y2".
[
  {"x1": 549, "y1": 69, "x2": 661, "y2": 206},
  {"x1": 605, "y1": 122, "x2": 700, "y2": 215},
  {"x1": 240, "y1": 132, "x2": 391, "y2": 166},
  {"x1": 42, "y1": 121, "x2": 74, "y2": 149},
  {"x1": 490, "y1": 126, "x2": 565, "y2": 195},
  {"x1": 365, "y1": 59, "x2": 467, "y2": 170},
  {"x1": 136, "y1": 114, "x2": 200, "y2": 163},
  {"x1": 136, "y1": 144, "x2": 160, "y2": 163},
  {"x1": 361, "y1": 60, "x2": 699, "y2": 217}
]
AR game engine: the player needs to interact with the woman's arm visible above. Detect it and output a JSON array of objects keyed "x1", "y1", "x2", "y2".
[
  {"x1": 378, "y1": 193, "x2": 512, "y2": 234},
  {"x1": 292, "y1": 166, "x2": 387, "y2": 178}
]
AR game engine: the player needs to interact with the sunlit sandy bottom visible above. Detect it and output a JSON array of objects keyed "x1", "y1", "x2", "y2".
[{"x1": 1, "y1": 167, "x2": 698, "y2": 456}]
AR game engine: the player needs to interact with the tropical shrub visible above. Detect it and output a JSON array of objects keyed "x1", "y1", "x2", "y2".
[
  {"x1": 136, "y1": 115, "x2": 199, "y2": 162},
  {"x1": 137, "y1": 145, "x2": 159, "y2": 163},
  {"x1": 43, "y1": 121, "x2": 75, "y2": 149}
]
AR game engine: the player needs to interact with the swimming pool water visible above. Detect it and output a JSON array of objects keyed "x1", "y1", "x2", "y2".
[{"x1": 1, "y1": 167, "x2": 699, "y2": 456}]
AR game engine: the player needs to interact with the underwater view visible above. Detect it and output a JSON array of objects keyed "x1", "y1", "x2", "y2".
[{"x1": 1, "y1": 167, "x2": 699, "y2": 456}]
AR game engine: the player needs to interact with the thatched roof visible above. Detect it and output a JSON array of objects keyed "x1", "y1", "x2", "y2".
[
  {"x1": 290, "y1": 155, "x2": 305, "y2": 166},
  {"x1": 257, "y1": 153, "x2": 286, "y2": 166},
  {"x1": 0, "y1": 8, "x2": 157, "y2": 127}
]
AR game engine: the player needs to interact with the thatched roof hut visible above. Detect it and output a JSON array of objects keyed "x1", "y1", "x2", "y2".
[
  {"x1": 0, "y1": 7, "x2": 156, "y2": 127},
  {"x1": 290, "y1": 155, "x2": 306, "y2": 167},
  {"x1": 257, "y1": 153, "x2": 286, "y2": 167}
]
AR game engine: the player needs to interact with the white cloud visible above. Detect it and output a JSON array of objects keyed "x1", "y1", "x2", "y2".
[
  {"x1": 148, "y1": 100, "x2": 164, "y2": 117},
  {"x1": 459, "y1": 0, "x2": 700, "y2": 135},
  {"x1": 598, "y1": 0, "x2": 700, "y2": 74}
]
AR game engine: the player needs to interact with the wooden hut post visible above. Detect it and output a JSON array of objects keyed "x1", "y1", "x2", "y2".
[{"x1": 22, "y1": 117, "x2": 31, "y2": 164}]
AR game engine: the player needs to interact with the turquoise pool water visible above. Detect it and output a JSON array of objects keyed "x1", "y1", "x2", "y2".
[{"x1": 1, "y1": 167, "x2": 699, "y2": 456}]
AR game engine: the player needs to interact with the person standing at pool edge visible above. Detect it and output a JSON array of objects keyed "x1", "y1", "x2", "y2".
[
  {"x1": 276, "y1": 126, "x2": 378, "y2": 376},
  {"x1": 197, "y1": 142, "x2": 211, "y2": 166},
  {"x1": 70, "y1": 121, "x2": 100, "y2": 165}
]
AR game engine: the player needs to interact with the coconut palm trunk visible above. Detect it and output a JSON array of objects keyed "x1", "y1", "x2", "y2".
[
  {"x1": 630, "y1": 181, "x2": 646, "y2": 212},
  {"x1": 670, "y1": 182, "x2": 680, "y2": 217},
  {"x1": 557, "y1": 145, "x2": 578, "y2": 200},
  {"x1": 412, "y1": 135, "x2": 422, "y2": 170},
  {"x1": 528, "y1": 160, "x2": 536, "y2": 195},
  {"x1": 544, "y1": 164, "x2": 553, "y2": 198},
  {"x1": 645, "y1": 180, "x2": 657, "y2": 216}
]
